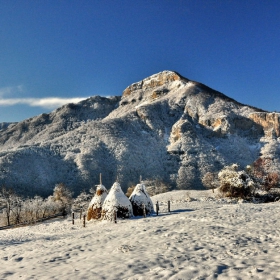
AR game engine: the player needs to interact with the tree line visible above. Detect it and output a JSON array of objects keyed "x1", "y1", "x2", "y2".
[{"x1": 0, "y1": 183, "x2": 92, "y2": 227}]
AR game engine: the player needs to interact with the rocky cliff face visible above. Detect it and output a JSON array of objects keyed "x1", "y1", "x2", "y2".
[
  {"x1": 0, "y1": 71, "x2": 279, "y2": 196},
  {"x1": 249, "y1": 112, "x2": 280, "y2": 138}
]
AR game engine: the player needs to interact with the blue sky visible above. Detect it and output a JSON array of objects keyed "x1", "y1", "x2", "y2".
[{"x1": 0, "y1": 0, "x2": 280, "y2": 122}]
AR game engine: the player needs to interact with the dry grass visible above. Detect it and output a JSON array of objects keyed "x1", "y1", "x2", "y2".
[{"x1": 87, "y1": 207, "x2": 102, "y2": 221}]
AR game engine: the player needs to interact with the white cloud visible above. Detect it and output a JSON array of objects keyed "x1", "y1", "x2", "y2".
[
  {"x1": 0, "y1": 85, "x2": 88, "y2": 109},
  {"x1": 0, "y1": 97, "x2": 88, "y2": 109},
  {"x1": 0, "y1": 85, "x2": 24, "y2": 97}
]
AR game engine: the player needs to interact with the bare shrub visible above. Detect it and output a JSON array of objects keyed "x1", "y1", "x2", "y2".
[
  {"x1": 249, "y1": 158, "x2": 280, "y2": 191},
  {"x1": 52, "y1": 183, "x2": 73, "y2": 214},
  {"x1": 202, "y1": 172, "x2": 219, "y2": 193},
  {"x1": 125, "y1": 186, "x2": 135, "y2": 198}
]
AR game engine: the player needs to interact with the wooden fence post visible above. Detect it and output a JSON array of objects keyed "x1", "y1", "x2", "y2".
[
  {"x1": 168, "y1": 200, "x2": 170, "y2": 213},
  {"x1": 156, "y1": 201, "x2": 159, "y2": 216},
  {"x1": 72, "y1": 212, "x2": 75, "y2": 225},
  {"x1": 80, "y1": 209, "x2": 82, "y2": 220},
  {"x1": 143, "y1": 204, "x2": 146, "y2": 218},
  {"x1": 114, "y1": 211, "x2": 117, "y2": 223},
  {"x1": 83, "y1": 214, "x2": 86, "y2": 227}
]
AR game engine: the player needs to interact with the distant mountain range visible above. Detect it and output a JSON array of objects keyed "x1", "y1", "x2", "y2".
[{"x1": 0, "y1": 71, "x2": 279, "y2": 196}]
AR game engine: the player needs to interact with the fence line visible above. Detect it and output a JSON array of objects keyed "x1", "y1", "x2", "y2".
[{"x1": 0, "y1": 212, "x2": 63, "y2": 231}]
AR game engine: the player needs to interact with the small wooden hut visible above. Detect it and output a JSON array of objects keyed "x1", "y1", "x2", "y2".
[
  {"x1": 129, "y1": 183, "x2": 154, "y2": 216},
  {"x1": 102, "y1": 182, "x2": 133, "y2": 220}
]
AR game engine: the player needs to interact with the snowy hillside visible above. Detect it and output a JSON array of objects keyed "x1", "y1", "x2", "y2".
[
  {"x1": 0, "y1": 122, "x2": 15, "y2": 131},
  {"x1": 0, "y1": 70, "x2": 279, "y2": 196},
  {"x1": 0, "y1": 190, "x2": 280, "y2": 279}
]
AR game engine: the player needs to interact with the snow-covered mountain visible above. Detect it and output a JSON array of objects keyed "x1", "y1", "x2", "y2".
[
  {"x1": 0, "y1": 122, "x2": 15, "y2": 131},
  {"x1": 0, "y1": 71, "x2": 279, "y2": 196}
]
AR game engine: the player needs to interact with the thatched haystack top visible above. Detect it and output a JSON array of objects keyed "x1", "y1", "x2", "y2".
[
  {"x1": 88, "y1": 184, "x2": 108, "y2": 210},
  {"x1": 102, "y1": 182, "x2": 133, "y2": 219},
  {"x1": 129, "y1": 183, "x2": 154, "y2": 215}
]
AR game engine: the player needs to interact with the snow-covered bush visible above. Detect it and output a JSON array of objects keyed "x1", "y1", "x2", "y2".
[
  {"x1": 21, "y1": 197, "x2": 42, "y2": 223},
  {"x1": 11, "y1": 196, "x2": 63, "y2": 225},
  {"x1": 129, "y1": 183, "x2": 153, "y2": 216},
  {"x1": 102, "y1": 182, "x2": 133, "y2": 220},
  {"x1": 218, "y1": 164, "x2": 255, "y2": 198},
  {"x1": 42, "y1": 196, "x2": 61, "y2": 216},
  {"x1": 72, "y1": 191, "x2": 92, "y2": 212},
  {"x1": 87, "y1": 184, "x2": 108, "y2": 221}
]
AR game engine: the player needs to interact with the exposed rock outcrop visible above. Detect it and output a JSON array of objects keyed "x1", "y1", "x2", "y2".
[{"x1": 249, "y1": 112, "x2": 280, "y2": 138}]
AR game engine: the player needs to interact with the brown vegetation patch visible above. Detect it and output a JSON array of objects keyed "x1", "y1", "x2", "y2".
[
  {"x1": 96, "y1": 189, "x2": 105, "y2": 196},
  {"x1": 87, "y1": 207, "x2": 102, "y2": 221}
]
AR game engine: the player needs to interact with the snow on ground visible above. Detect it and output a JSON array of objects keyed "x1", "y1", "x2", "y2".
[{"x1": 1, "y1": 190, "x2": 280, "y2": 279}]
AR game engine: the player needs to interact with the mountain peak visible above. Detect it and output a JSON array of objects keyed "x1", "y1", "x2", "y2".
[{"x1": 123, "y1": 70, "x2": 188, "y2": 97}]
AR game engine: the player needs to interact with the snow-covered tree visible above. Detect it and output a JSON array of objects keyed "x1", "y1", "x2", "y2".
[
  {"x1": 0, "y1": 187, "x2": 19, "y2": 226},
  {"x1": 72, "y1": 191, "x2": 92, "y2": 213},
  {"x1": 218, "y1": 164, "x2": 255, "y2": 198},
  {"x1": 10, "y1": 195, "x2": 23, "y2": 224},
  {"x1": 42, "y1": 196, "x2": 61, "y2": 217}
]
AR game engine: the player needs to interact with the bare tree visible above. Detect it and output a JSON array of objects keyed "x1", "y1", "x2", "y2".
[
  {"x1": 250, "y1": 158, "x2": 280, "y2": 191},
  {"x1": 202, "y1": 172, "x2": 219, "y2": 193},
  {"x1": 10, "y1": 195, "x2": 23, "y2": 224},
  {"x1": 72, "y1": 191, "x2": 91, "y2": 212},
  {"x1": 53, "y1": 183, "x2": 73, "y2": 214},
  {"x1": 0, "y1": 186, "x2": 15, "y2": 226},
  {"x1": 144, "y1": 178, "x2": 171, "y2": 196}
]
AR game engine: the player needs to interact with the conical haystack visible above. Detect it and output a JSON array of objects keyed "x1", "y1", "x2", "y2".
[
  {"x1": 87, "y1": 184, "x2": 108, "y2": 221},
  {"x1": 129, "y1": 183, "x2": 154, "y2": 216},
  {"x1": 102, "y1": 182, "x2": 133, "y2": 220}
]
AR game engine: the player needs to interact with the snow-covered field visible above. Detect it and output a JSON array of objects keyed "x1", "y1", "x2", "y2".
[{"x1": 1, "y1": 190, "x2": 280, "y2": 280}]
